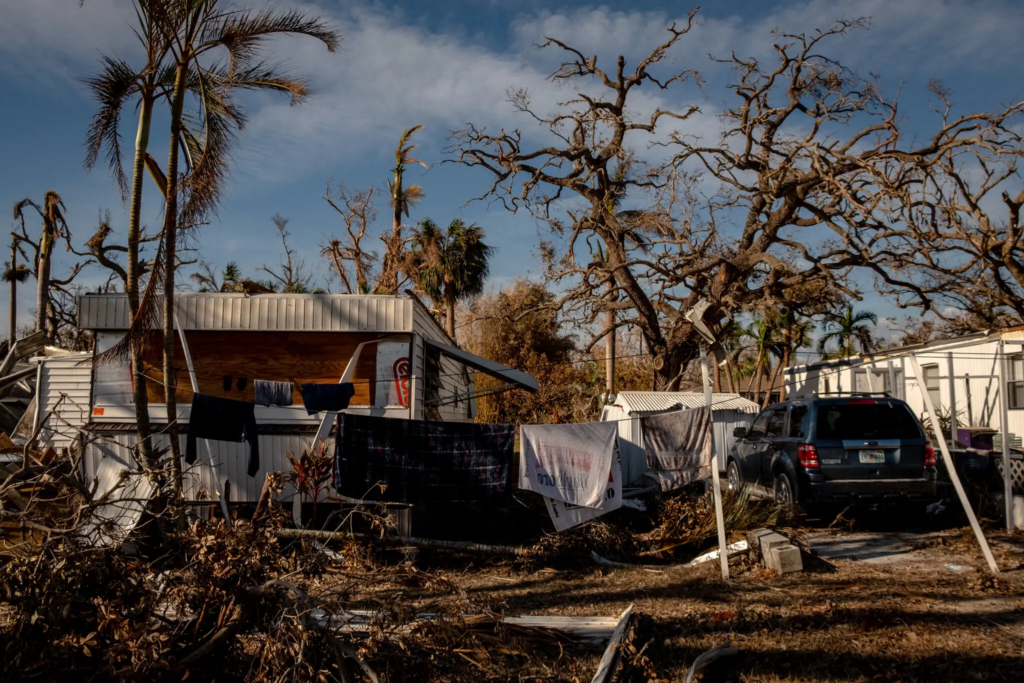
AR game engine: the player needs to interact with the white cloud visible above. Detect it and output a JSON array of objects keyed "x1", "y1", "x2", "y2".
[{"x1": 0, "y1": 0, "x2": 140, "y2": 86}]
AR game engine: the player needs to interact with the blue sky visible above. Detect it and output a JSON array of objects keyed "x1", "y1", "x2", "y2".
[{"x1": 2, "y1": 0, "x2": 1023, "y2": 343}]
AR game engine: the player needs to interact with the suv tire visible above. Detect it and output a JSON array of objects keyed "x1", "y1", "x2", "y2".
[
  {"x1": 774, "y1": 472, "x2": 796, "y2": 510},
  {"x1": 727, "y1": 460, "x2": 741, "y2": 492}
]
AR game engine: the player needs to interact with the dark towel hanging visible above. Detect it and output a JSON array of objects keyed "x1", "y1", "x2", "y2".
[
  {"x1": 300, "y1": 382, "x2": 356, "y2": 414},
  {"x1": 254, "y1": 379, "x2": 294, "y2": 407},
  {"x1": 223, "y1": 375, "x2": 232, "y2": 391},
  {"x1": 186, "y1": 393, "x2": 259, "y2": 477},
  {"x1": 237, "y1": 377, "x2": 247, "y2": 391}
]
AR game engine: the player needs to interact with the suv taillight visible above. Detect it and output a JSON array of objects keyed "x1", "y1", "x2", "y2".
[
  {"x1": 924, "y1": 443, "x2": 936, "y2": 467},
  {"x1": 798, "y1": 444, "x2": 819, "y2": 468}
]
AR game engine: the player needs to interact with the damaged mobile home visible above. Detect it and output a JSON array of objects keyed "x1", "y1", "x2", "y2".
[{"x1": 40, "y1": 292, "x2": 536, "y2": 508}]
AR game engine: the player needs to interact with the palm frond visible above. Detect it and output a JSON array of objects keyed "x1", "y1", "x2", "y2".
[
  {"x1": 83, "y1": 55, "x2": 142, "y2": 199},
  {"x1": 199, "y1": 8, "x2": 339, "y2": 67}
]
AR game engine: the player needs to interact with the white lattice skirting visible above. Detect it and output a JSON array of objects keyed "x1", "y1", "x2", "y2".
[{"x1": 993, "y1": 458, "x2": 1024, "y2": 495}]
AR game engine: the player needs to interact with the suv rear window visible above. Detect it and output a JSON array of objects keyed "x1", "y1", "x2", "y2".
[{"x1": 815, "y1": 402, "x2": 921, "y2": 440}]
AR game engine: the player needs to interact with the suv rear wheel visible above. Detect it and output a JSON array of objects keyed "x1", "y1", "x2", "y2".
[
  {"x1": 774, "y1": 472, "x2": 796, "y2": 510},
  {"x1": 727, "y1": 460, "x2": 741, "y2": 492}
]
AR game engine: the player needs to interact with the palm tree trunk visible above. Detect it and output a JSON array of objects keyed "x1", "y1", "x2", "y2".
[
  {"x1": 128, "y1": 95, "x2": 156, "y2": 477},
  {"x1": 9, "y1": 242, "x2": 16, "y2": 342},
  {"x1": 751, "y1": 348, "x2": 765, "y2": 403},
  {"x1": 763, "y1": 359, "x2": 782, "y2": 408},
  {"x1": 725, "y1": 358, "x2": 736, "y2": 393},
  {"x1": 34, "y1": 249, "x2": 49, "y2": 335},
  {"x1": 160, "y1": 63, "x2": 187, "y2": 525},
  {"x1": 445, "y1": 295, "x2": 456, "y2": 339},
  {"x1": 780, "y1": 346, "x2": 791, "y2": 401}
]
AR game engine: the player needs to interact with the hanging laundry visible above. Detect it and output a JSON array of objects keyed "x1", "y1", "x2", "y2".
[
  {"x1": 543, "y1": 445, "x2": 622, "y2": 531},
  {"x1": 300, "y1": 382, "x2": 356, "y2": 414},
  {"x1": 333, "y1": 413, "x2": 513, "y2": 504},
  {"x1": 254, "y1": 379, "x2": 294, "y2": 407},
  {"x1": 185, "y1": 393, "x2": 259, "y2": 477},
  {"x1": 642, "y1": 407, "x2": 712, "y2": 491},
  {"x1": 519, "y1": 421, "x2": 618, "y2": 509}
]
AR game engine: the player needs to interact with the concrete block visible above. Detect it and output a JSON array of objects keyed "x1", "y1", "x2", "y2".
[
  {"x1": 757, "y1": 532, "x2": 791, "y2": 557},
  {"x1": 745, "y1": 529, "x2": 776, "y2": 560},
  {"x1": 766, "y1": 544, "x2": 804, "y2": 574}
]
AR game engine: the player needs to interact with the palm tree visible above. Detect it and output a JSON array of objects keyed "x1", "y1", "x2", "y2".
[
  {"x1": 742, "y1": 315, "x2": 786, "y2": 406},
  {"x1": 13, "y1": 193, "x2": 67, "y2": 338},
  {"x1": 406, "y1": 218, "x2": 493, "y2": 338},
  {"x1": 817, "y1": 306, "x2": 878, "y2": 359},
  {"x1": 376, "y1": 125, "x2": 427, "y2": 294},
  {"x1": 773, "y1": 308, "x2": 813, "y2": 401},
  {"x1": 157, "y1": 1, "x2": 338, "y2": 504},
  {"x1": 85, "y1": 1, "x2": 178, "y2": 476},
  {"x1": 3, "y1": 238, "x2": 31, "y2": 342}
]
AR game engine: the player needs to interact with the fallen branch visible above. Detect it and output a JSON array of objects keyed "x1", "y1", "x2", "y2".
[{"x1": 275, "y1": 528, "x2": 530, "y2": 556}]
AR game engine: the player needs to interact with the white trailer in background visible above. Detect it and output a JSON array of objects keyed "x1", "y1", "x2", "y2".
[
  {"x1": 600, "y1": 391, "x2": 760, "y2": 487},
  {"x1": 785, "y1": 326, "x2": 1024, "y2": 531}
]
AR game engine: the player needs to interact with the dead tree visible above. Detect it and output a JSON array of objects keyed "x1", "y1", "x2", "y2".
[
  {"x1": 868, "y1": 82, "x2": 1024, "y2": 324},
  {"x1": 259, "y1": 215, "x2": 317, "y2": 293},
  {"x1": 322, "y1": 184, "x2": 378, "y2": 293},
  {"x1": 451, "y1": 14, "x2": 1008, "y2": 387}
]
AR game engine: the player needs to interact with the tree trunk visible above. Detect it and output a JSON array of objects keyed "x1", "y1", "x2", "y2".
[
  {"x1": 34, "y1": 253, "x2": 49, "y2": 335},
  {"x1": 725, "y1": 358, "x2": 736, "y2": 393},
  {"x1": 763, "y1": 359, "x2": 782, "y2": 408},
  {"x1": 445, "y1": 296, "x2": 456, "y2": 339},
  {"x1": 605, "y1": 281, "x2": 615, "y2": 400},
  {"x1": 751, "y1": 348, "x2": 765, "y2": 403},
  {"x1": 128, "y1": 95, "x2": 156, "y2": 477},
  {"x1": 780, "y1": 346, "x2": 791, "y2": 401},
  {"x1": 8, "y1": 242, "x2": 16, "y2": 342},
  {"x1": 160, "y1": 63, "x2": 188, "y2": 527}
]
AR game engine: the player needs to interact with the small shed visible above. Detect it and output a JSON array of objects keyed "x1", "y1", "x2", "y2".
[{"x1": 600, "y1": 391, "x2": 761, "y2": 486}]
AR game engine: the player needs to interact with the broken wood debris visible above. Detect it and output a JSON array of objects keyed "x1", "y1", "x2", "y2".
[{"x1": 275, "y1": 527, "x2": 530, "y2": 556}]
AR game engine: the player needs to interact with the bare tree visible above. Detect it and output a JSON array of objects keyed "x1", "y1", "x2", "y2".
[
  {"x1": 259, "y1": 215, "x2": 318, "y2": 293},
  {"x1": 322, "y1": 184, "x2": 378, "y2": 293},
  {"x1": 451, "y1": 14, "x2": 1018, "y2": 387},
  {"x1": 871, "y1": 82, "x2": 1024, "y2": 324}
]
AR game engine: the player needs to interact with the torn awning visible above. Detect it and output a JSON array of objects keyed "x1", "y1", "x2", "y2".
[{"x1": 423, "y1": 339, "x2": 538, "y2": 394}]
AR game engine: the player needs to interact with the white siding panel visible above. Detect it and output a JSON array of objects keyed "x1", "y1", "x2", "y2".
[{"x1": 37, "y1": 356, "x2": 93, "y2": 452}]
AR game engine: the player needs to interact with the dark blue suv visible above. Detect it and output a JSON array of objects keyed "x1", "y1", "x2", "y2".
[{"x1": 726, "y1": 396, "x2": 938, "y2": 508}]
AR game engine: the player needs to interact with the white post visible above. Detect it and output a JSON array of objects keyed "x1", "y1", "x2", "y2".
[
  {"x1": 998, "y1": 341, "x2": 1014, "y2": 531},
  {"x1": 909, "y1": 354, "x2": 999, "y2": 574},
  {"x1": 701, "y1": 345, "x2": 730, "y2": 580},
  {"x1": 947, "y1": 353, "x2": 958, "y2": 447}
]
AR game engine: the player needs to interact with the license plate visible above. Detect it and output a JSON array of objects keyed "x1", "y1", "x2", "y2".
[{"x1": 859, "y1": 449, "x2": 886, "y2": 464}]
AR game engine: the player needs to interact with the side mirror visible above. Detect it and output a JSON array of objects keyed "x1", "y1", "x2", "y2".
[{"x1": 733, "y1": 427, "x2": 747, "y2": 438}]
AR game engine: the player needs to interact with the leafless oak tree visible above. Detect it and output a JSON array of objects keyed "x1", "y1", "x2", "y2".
[{"x1": 451, "y1": 13, "x2": 1023, "y2": 387}]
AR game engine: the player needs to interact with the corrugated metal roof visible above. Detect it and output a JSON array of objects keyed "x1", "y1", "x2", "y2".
[
  {"x1": 614, "y1": 391, "x2": 760, "y2": 415},
  {"x1": 77, "y1": 293, "x2": 421, "y2": 333}
]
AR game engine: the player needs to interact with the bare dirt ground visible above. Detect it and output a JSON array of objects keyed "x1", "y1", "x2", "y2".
[{"x1": 372, "y1": 523, "x2": 1024, "y2": 682}]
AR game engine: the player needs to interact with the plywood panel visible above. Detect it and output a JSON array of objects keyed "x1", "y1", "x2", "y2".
[{"x1": 139, "y1": 331, "x2": 379, "y2": 406}]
